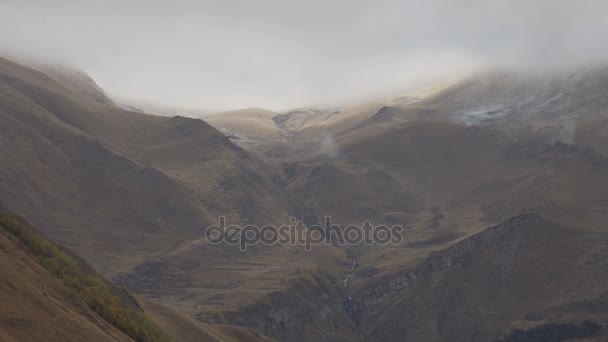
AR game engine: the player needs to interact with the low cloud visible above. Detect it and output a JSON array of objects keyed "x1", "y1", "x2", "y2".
[{"x1": 1, "y1": 0, "x2": 607, "y2": 110}]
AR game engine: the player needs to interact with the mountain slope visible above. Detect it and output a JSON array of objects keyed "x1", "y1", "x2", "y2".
[
  {"x1": 0, "y1": 207, "x2": 274, "y2": 342},
  {"x1": 0, "y1": 56, "x2": 309, "y2": 325},
  {"x1": 202, "y1": 99, "x2": 420, "y2": 161},
  {"x1": 379, "y1": 68, "x2": 608, "y2": 156},
  {"x1": 0, "y1": 208, "x2": 155, "y2": 342},
  {"x1": 357, "y1": 214, "x2": 608, "y2": 341},
  {"x1": 138, "y1": 296, "x2": 274, "y2": 342},
  {"x1": 239, "y1": 116, "x2": 608, "y2": 340},
  {"x1": 6, "y1": 53, "x2": 608, "y2": 342},
  {"x1": 0, "y1": 56, "x2": 290, "y2": 278},
  {"x1": 35, "y1": 64, "x2": 114, "y2": 105}
]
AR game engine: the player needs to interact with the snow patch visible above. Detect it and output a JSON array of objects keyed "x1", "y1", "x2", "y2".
[{"x1": 458, "y1": 104, "x2": 509, "y2": 125}]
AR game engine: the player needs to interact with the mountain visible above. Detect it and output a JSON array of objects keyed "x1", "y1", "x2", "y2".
[
  {"x1": 381, "y1": 68, "x2": 608, "y2": 155},
  {"x1": 193, "y1": 68, "x2": 608, "y2": 341},
  {"x1": 0, "y1": 56, "x2": 291, "y2": 276},
  {"x1": 203, "y1": 98, "x2": 422, "y2": 161},
  {"x1": 4, "y1": 52, "x2": 608, "y2": 342},
  {"x1": 0, "y1": 56, "x2": 347, "y2": 335},
  {"x1": 204, "y1": 108, "x2": 284, "y2": 147},
  {"x1": 0, "y1": 56, "x2": 310, "y2": 325},
  {"x1": 0, "y1": 56, "x2": 211, "y2": 275},
  {"x1": 201, "y1": 119, "x2": 608, "y2": 340}
]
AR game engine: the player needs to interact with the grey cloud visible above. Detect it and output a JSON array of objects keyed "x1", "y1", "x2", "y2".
[{"x1": 1, "y1": 0, "x2": 607, "y2": 110}]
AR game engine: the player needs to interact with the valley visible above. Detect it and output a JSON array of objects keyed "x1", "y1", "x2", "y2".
[{"x1": 2, "y1": 55, "x2": 608, "y2": 341}]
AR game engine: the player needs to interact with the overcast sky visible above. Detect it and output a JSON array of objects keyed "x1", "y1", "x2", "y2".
[{"x1": 1, "y1": 0, "x2": 608, "y2": 111}]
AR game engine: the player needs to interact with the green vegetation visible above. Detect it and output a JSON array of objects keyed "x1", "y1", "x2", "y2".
[
  {"x1": 0, "y1": 209, "x2": 170, "y2": 342},
  {"x1": 500, "y1": 320, "x2": 602, "y2": 342}
]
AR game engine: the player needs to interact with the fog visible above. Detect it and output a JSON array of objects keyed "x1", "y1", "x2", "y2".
[{"x1": 1, "y1": 0, "x2": 607, "y2": 111}]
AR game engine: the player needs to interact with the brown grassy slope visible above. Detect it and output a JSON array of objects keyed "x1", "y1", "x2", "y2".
[
  {"x1": 0, "y1": 58, "x2": 210, "y2": 275},
  {"x1": 286, "y1": 120, "x2": 538, "y2": 231},
  {"x1": 204, "y1": 108, "x2": 283, "y2": 143},
  {"x1": 0, "y1": 236, "x2": 133, "y2": 342},
  {"x1": 0, "y1": 210, "x2": 134, "y2": 342},
  {"x1": 0, "y1": 56, "x2": 302, "y2": 317},
  {"x1": 0, "y1": 207, "x2": 275, "y2": 342},
  {"x1": 203, "y1": 101, "x2": 411, "y2": 161},
  {"x1": 8, "y1": 57, "x2": 290, "y2": 226},
  {"x1": 287, "y1": 117, "x2": 608, "y2": 268},
  {"x1": 270, "y1": 115, "x2": 608, "y2": 341},
  {"x1": 0, "y1": 56, "x2": 289, "y2": 278},
  {"x1": 138, "y1": 296, "x2": 275, "y2": 342},
  {"x1": 292, "y1": 111, "x2": 608, "y2": 219},
  {"x1": 269, "y1": 103, "x2": 389, "y2": 162},
  {"x1": 112, "y1": 229, "x2": 348, "y2": 315},
  {"x1": 123, "y1": 114, "x2": 289, "y2": 226}
]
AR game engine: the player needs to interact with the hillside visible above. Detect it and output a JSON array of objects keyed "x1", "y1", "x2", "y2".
[
  {"x1": 0, "y1": 56, "x2": 211, "y2": 275},
  {"x1": 4, "y1": 53, "x2": 608, "y2": 342},
  {"x1": 0, "y1": 56, "x2": 341, "y2": 328},
  {"x1": 204, "y1": 108, "x2": 284, "y2": 147},
  {"x1": 190, "y1": 69, "x2": 608, "y2": 340},
  {"x1": 0, "y1": 56, "x2": 291, "y2": 277},
  {"x1": 357, "y1": 214, "x2": 608, "y2": 341},
  {"x1": 198, "y1": 211, "x2": 608, "y2": 341},
  {"x1": 380, "y1": 68, "x2": 608, "y2": 155},
  {"x1": 0, "y1": 56, "x2": 312, "y2": 327},
  {"x1": 0, "y1": 207, "x2": 274, "y2": 342},
  {"x1": 0, "y1": 207, "x2": 161, "y2": 342},
  {"x1": 202, "y1": 98, "x2": 422, "y2": 161},
  {"x1": 35, "y1": 64, "x2": 114, "y2": 105}
]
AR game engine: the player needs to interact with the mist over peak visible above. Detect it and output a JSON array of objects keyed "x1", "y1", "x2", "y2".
[{"x1": 1, "y1": 0, "x2": 607, "y2": 110}]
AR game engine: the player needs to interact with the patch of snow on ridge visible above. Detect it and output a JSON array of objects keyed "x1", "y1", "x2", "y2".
[{"x1": 458, "y1": 104, "x2": 509, "y2": 126}]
